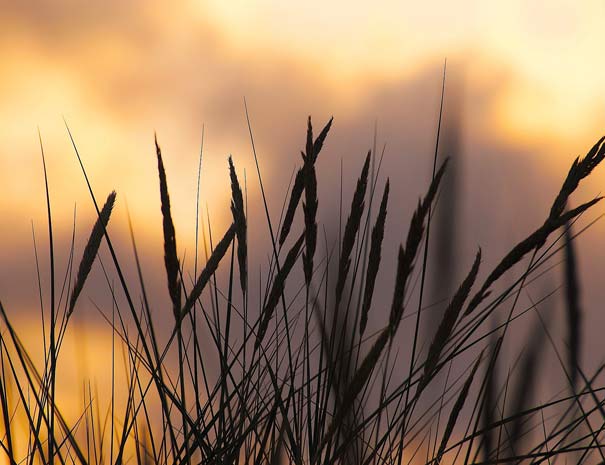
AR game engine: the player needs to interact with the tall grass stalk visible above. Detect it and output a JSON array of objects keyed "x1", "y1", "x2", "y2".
[{"x1": 0, "y1": 114, "x2": 604, "y2": 465}]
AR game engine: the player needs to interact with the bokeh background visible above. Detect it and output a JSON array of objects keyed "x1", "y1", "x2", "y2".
[{"x1": 2, "y1": 0, "x2": 605, "y2": 432}]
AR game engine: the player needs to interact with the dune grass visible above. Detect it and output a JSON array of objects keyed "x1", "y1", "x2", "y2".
[{"x1": 0, "y1": 108, "x2": 604, "y2": 465}]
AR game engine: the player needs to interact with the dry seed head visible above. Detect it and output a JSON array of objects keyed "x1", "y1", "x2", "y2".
[
  {"x1": 360, "y1": 179, "x2": 389, "y2": 336},
  {"x1": 464, "y1": 196, "x2": 602, "y2": 316},
  {"x1": 279, "y1": 117, "x2": 333, "y2": 246},
  {"x1": 436, "y1": 350, "x2": 484, "y2": 463},
  {"x1": 180, "y1": 223, "x2": 236, "y2": 320},
  {"x1": 68, "y1": 191, "x2": 116, "y2": 318},
  {"x1": 420, "y1": 248, "x2": 481, "y2": 392},
  {"x1": 155, "y1": 136, "x2": 181, "y2": 319},
  {"x1": 335, "y1": 151, "x2": 371, "y2": 304},
  {"x1": 228, "y1": 156, "x2": 247, "y2": 294},
  {"x1": 256, "y1": 233, "x2": 304, "y2": 348}
]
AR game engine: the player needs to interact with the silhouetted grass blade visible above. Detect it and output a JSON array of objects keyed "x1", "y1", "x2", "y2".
[
  {"x1": 229, "y1": 156, "x2": 247, "y2": 294},
  {"x1": 360, "y1": 180, "x2": 389, "y2": 336},
  {"x1": 68, "y1": 191, "x2": 116, "y2": 318},
  {"x1": 155, "y1": 136, "x2": 181, "y2": 319}
]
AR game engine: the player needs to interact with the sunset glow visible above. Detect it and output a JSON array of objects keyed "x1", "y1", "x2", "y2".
[{"x1": 2, "y1": 1, "x2": 604, "y2": 236}]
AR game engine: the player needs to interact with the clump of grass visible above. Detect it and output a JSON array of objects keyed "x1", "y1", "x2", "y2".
[{"x1": 1, "y1": 112, "x2": 605, "y2": 465}]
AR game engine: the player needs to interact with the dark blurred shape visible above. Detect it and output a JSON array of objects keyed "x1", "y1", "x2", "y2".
[
  {"x1": 424, "y1": 67, "x2": 464, "y2": 361},
  {"x1": 563, "y1": 220, "x2": 581, "y2": 391}
]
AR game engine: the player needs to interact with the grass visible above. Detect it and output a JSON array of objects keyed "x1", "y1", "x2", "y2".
[{"x1": 0, "y1": 104, "x2": 605, "y2": 465}]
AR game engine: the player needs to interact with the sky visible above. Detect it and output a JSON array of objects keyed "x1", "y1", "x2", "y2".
[
  {"x1": 1, "y1": 0, "x2": 605, "y2": 450},
  {"x1": 2, "y1": 0, "x2": 605, "y2": 230}
]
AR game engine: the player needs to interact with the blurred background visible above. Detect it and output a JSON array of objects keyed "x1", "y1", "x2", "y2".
[{"x1": 1, "y1": 0, "x2": 605, "y2": 432}]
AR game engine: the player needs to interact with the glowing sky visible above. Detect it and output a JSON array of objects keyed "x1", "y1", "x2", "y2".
[
  {"x1": 201, "y1": 0, "x2": 605, "y2": 135},
  {"x1": 2, "y1": 1, "x2": 604, "y2": 232},
  {"x1": 2, "y1": 0, "x2": 604, "y2": 296}
]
